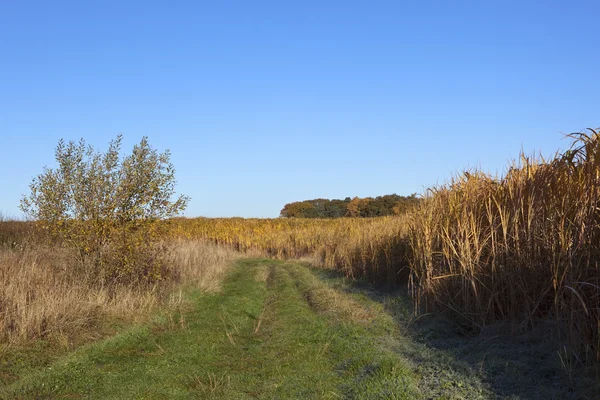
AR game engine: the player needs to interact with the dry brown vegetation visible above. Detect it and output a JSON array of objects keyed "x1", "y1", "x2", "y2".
[
  {"x1": 409, "y1": 130, "x2": 600, "y2": 365},
  {"x1": 0, "y1": 225, "x2": 237, "y2": 347},
  {"x1": 170, "y1": 216, "x2": 410, "y2": 284}
]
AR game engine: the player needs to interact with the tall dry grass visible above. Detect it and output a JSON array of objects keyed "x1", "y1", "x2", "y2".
[
  {"x1": 408, "y1": 129, "x2": 600, "y2": 364},
  {"x1": 170, "y1": 216, "x2": 410, "y2": 285},
  {"x1": 0, "y1": 232, "x2": 237, "y2": 347},
  {"x1": 166, "y1": 239, "x2": 242, "y2": 292},
  {"x1": 0, "y1": 219, "x2": 35, "y2": 248}
]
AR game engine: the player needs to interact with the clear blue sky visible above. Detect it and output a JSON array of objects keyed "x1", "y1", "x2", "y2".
[{"x1": 1, "y1": 1, "x2": 598, "y2": 218}]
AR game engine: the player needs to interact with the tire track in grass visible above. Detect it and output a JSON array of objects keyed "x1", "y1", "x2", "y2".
[{"x1": 284, "y1": 263, "x2": 420, "y2": 399}]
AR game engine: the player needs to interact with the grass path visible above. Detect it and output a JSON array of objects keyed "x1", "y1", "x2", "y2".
[{"x1": 1, "y1": 259, "x2": 420, "y2": 399}]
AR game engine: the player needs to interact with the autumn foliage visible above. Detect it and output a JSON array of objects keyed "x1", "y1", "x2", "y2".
[{"x1": 280, "y1": 194, "x2": 419, "y2": 218}]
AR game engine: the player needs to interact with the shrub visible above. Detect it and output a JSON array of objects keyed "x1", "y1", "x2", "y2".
[{"x1": 20, "y1": 135, "x2": 189, "y2": 283}]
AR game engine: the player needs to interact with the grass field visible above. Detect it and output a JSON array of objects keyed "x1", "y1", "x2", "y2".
[{"x1": 2, "y1": 259, "x2": 596, "y2": 399}]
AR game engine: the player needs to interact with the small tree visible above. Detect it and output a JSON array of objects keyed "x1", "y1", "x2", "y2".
[{"x1": 20, "y1": 135, "x2": 190, "y2": 283}]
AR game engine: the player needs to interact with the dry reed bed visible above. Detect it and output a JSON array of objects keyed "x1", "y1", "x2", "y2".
[
  {"x1": 0, "y1": 239, "x2": 237, "y2": 346},
  {"x1": 170, "y1": 216, "x2": 410, "y2": 284},
  {"x1": 409, "y1": 130, "x2": 600, "y2": 364}
]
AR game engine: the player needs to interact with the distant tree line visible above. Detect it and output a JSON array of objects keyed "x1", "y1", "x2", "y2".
[{"x1": 279, "y1": 194, "x2": 420, "y2": 218}]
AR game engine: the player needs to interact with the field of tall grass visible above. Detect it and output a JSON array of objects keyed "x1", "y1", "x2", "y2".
[
  {"x1": 409, "y1": 130, "x2": 600, "y2": 365},
  {"x1": 170, "y1": 216, "x2": 410, "y2": 284}
]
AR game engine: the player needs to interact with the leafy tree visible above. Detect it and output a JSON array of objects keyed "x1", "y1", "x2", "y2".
[
  {"x1": 20, "y1": 135, "x2": 189, "y2": 283},
  {"x1": 346, "y1": 197, "x2": 373, "y2": 217},
  {"x1": 281, "y1": 194, "x2": 420, "y2": 218},
  {"x1": 280, "y1": 201, "x2": 316, "y2": 218}
]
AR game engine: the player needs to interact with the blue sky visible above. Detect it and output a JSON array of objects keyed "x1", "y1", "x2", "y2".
[{"x1": 1, "y1": 1, "x2": 598, "y2": 218}]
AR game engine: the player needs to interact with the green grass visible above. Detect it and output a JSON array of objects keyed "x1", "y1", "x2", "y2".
[{"x1": 1, "y1": 259, "x2": 419, "y2": 399}]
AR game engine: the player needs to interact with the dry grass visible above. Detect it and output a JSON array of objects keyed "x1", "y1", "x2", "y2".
[
  {"x1": 0, "y1": 235, "x2": 238, "y2": 348},
  {"x1": 408, "y1": 129, "x2": 600, "y2": 365},
  {"x1": 0, "y1": 219, "x2": 35, "y2": 248},
  {"x1": 170, "y1": 216, "x2": 410, "y2": 285},
  {"x1": 166, "y1": 239, "x2": 239, "y2": 292}
]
